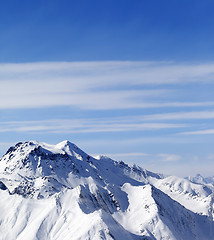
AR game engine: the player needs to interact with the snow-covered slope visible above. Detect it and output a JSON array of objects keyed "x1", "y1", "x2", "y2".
[
  {"x1": 187, "y1": 173, "x2": 214, "y2": 186},
  {"x1": 0, "y1": 141, "x2": 214, "y2": 240}
]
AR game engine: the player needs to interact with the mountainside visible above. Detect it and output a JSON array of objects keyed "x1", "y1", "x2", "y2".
[
  {"x1": 186, "y1": 173, "x2": 214, "y2": 186},
  {"x1": 0, "y1": 140, "x2": 214, "y2": 240}
]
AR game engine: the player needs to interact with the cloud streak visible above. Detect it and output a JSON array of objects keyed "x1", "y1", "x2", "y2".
[
  {"x1": 1, "y1": 61, "x2": 214, "y2": 110},
  {"x1": 142, "y1": 111, "x2": 214, "y2": 121},
  {"x1": 0, "y1": 119, "x2": 187, "y2": 134},
  {"x1": 179, "y1": 129, "x2": 214, "y2": 135},
  {"x1": 157, "y1": 153, "x2": 181, "y2": 162}
]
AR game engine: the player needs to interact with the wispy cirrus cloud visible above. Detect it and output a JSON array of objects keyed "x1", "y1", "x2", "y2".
[
  {"x1": 0, "y1": 88, "x2": 170, "y2": 110},
  {"x1": 1, "y1": 61, "x2": 214, "y2": 110},
  {"x1": 0, "y1": 119, "x2": 187, "y2": 134},
  {"x1": 179, "y1": 129, "x2": 214, "y2": 135},
  {"x1": 157, "y1": 153, "x2": 181, "y2": 162},
  {"x1": 1, "y1": 61, "x2": 214, "y2": 84},
  {"x1": 142, "y1": 111, "x2": 214, "y2": 121},
  {"x1": 2, "y1": 109, "x2": 214, "y2": 135}
]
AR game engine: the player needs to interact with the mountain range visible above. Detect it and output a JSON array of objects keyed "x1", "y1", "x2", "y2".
[{"x1": 0, "y1": 140, "x2": 213, "y2": 240}]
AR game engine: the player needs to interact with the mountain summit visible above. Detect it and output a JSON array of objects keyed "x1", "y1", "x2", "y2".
[{"x1": 0, "y1": 141, "x2": 214, "y2": 240}]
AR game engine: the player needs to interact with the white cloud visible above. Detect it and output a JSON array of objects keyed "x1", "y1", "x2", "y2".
[
  {"x1": 1, "y1": 61, "x2": 214, "y2": 84},
  {"x1": 1, "y1": 61, "x2": 214, "y2": 110},
  {"x1": 179, "y1": 129, "x2": 214, "y2": 135},
  {"x1": 0, "y1": 119, "x2": 187, "y2": 134},
  {"x1": 0, "y1": 88, "x2": 170, "y2": 110},
  {"x1": 142, "y1": 111, "x2": 214, "y2": 121},
  {"x1": 157, "y1": 153, "x2": 181, "y2": 162}
]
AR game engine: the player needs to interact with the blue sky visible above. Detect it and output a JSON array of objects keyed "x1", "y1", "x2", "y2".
[{"x1": 0, "y1": 0, "x2": 214, "y2": 176}]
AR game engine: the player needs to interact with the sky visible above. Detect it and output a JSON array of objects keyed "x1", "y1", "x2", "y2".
[{"x1": 0, "y1": 0, "x2": 214, "y2": 177}]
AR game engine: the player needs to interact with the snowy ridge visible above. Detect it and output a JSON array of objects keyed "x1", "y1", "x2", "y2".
[
  {"x1": 0, "y1": 140, "x2": 214, "y2": 240},
  {"x1": 186, "y1": 173, "x2": 214, "y2": 186}
]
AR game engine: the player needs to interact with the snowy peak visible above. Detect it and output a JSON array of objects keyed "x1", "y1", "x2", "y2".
[
  {"x1": 0, "y1": 141, "x2": 146, "y2": 199},
  {"x1": 186, "y1": 173, "x2": 214, "y2": 186},
  {"x1": 1, "y1": 140, "x2": 214, "y2": 239},
  {"x1": 0, "y1": 140, "x2": 91, "y2": 173},
  {"x1": 3, "y1": 140, "x2": 90, "y2": 160},
  {"x1": 55, "y1": 140, "x2": 90, "y2": 160},
  {"x1": 0, "y1": 141, "x2": 95, "y2": 198}
]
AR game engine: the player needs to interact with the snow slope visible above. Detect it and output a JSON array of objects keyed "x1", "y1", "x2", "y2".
[
  {"x1": 0, "y1": 140, "x2": 214, "y2": 240},
  {"x1": 187, "y1": 173, "x2": 214, "y2": 186}
]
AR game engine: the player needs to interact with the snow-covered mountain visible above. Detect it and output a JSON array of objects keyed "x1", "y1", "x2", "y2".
[
  {"x1": 186, "y1": 173, "x2": 214, "y2": 186},
  {"x1": 0, "y1": 140, "x2": 214, "y2": 240}
]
